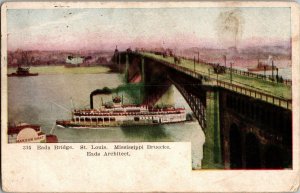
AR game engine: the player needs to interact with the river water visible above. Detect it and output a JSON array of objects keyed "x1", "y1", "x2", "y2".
[{"x1": 7, "y1": 67, "x2": 205, "y2": 169}]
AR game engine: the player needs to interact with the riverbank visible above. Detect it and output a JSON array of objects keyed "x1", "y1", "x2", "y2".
[{"x1": 8, "y1": 65, "x2": 110, "y2": 75}]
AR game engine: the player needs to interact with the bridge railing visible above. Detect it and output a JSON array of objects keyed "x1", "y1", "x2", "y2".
[
  {"x1": 133, "y1": 52, "x2": 292, "y2": 110},
  {"x1": 216, "y1": 80, "x2": 292, "y2": 110},
  {"x1": 173, "y1": 55, "x2": 292, "y2": 86},
  {"x1": 175, "y1": 61, "x2": 292, "y2": 110},
  {"x1": 224, "y1": 68, "x2": 292, "y2": 86}
]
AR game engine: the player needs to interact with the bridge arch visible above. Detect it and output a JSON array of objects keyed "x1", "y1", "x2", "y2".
[
  {"x1": 245, "y1": 132, "x2": 261, "y2": 168},
  {"x1": 229, "y1": 123, "x2": 242, "y2": 168}
]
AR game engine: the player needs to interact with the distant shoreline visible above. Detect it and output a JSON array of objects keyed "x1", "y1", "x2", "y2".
[{"x1": 7, "y1": 65, "x2": 112, "y2": 75}]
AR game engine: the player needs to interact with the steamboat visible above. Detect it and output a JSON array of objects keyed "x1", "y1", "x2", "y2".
[
  {"x1": 56, "y1": 96, "x2": 186, "y2": 128},
  {"x1": 64, "y1": 55, "x2": 84, "y2": 68},
  {"x1": 248, "y1": 59, "x2": 276, "y2": 72},
  {"x1": 8, "y1": 123, "x2": 57, "y2": 143}
]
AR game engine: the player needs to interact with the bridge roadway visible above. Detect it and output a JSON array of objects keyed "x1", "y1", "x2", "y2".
[{"x1": 134, "y1": 52, "x2": 292, "y2": 110}]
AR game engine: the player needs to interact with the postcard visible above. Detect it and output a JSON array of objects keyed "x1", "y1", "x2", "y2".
[{"x1": 1, "y1": 1, "x2": 300, "y2": 192}]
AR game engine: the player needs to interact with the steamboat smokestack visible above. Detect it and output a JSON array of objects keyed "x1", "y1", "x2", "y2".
[
  {"x1": 90, "y1": 87, "x2": 113, "y2": 109},
  {"x1": 90, "y1": 94, "x2": 94, "y2": 109}
]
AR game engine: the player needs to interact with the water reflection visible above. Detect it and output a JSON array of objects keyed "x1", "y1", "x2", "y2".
[{"x1": 120, "y1": 125, "x2": 169, "y2": 141}]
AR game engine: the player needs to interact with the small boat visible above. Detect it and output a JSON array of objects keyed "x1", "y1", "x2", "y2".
[
  {"x1": 8, "y1": 66, "x2": 38, "y2": 77},
  {"x1": 8, "y1": 51, "x2": 38, "y2": 77},
  {"x1": 8, "y1": 122, "x2": 57, "y2": 143}
]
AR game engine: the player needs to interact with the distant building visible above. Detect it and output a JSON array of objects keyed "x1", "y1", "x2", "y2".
[{"x1": 66, "y1": 56, "x2": 84, "y2": 65}]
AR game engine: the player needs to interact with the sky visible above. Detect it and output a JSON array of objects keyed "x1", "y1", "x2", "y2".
[{"x1": 7, "y1": 7, "x2": 291, "y2": 51}]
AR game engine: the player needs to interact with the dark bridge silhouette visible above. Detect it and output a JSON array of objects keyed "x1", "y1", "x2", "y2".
[{"x1": 112, "y1": 50, "x2": 292, "y2": 169}]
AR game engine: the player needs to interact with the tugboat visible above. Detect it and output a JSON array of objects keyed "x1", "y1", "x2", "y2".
[
  {"x1": 7, "y1": 66, "x2": 38, "y2": 77},
  {"x1": 56, "y1": 96, "x2": 186, "y2": 128},
  {"x1": 8, "y1": 122, "x2": 58, "y2": 143},
  {"x1": 8, "y1": 51, "x2": 38, "y2": 77}
]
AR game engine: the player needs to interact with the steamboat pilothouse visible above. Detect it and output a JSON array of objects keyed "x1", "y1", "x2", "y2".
[{"x1": 56, "y1": 96, "x2": 186, "y2": 128}]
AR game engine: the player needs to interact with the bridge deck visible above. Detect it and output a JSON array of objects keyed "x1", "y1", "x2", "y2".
[{"x1": 138, "y1": 52, "x2": 292, "y2": 109}]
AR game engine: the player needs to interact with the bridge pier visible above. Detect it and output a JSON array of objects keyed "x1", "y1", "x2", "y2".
[
  {"x1": 118, "y1": 52, "x2": 121, "y2": 72},
  {"x1": 125, "y1": 54, "x2": 129, "y2": 82},
  {"x1": 141, "y1": 57, "x2": 145, "y2": 83},
  {"x1": 202, "y1": 89, "x2": 222, "y2": 169},
  {"x1": 221, "y1": 91, "x2": 292, "y2": 169}
]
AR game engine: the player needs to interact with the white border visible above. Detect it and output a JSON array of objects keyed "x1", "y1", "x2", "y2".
[{"x1": 1, "y1": 2, "x2": 299, "y2": 192}]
